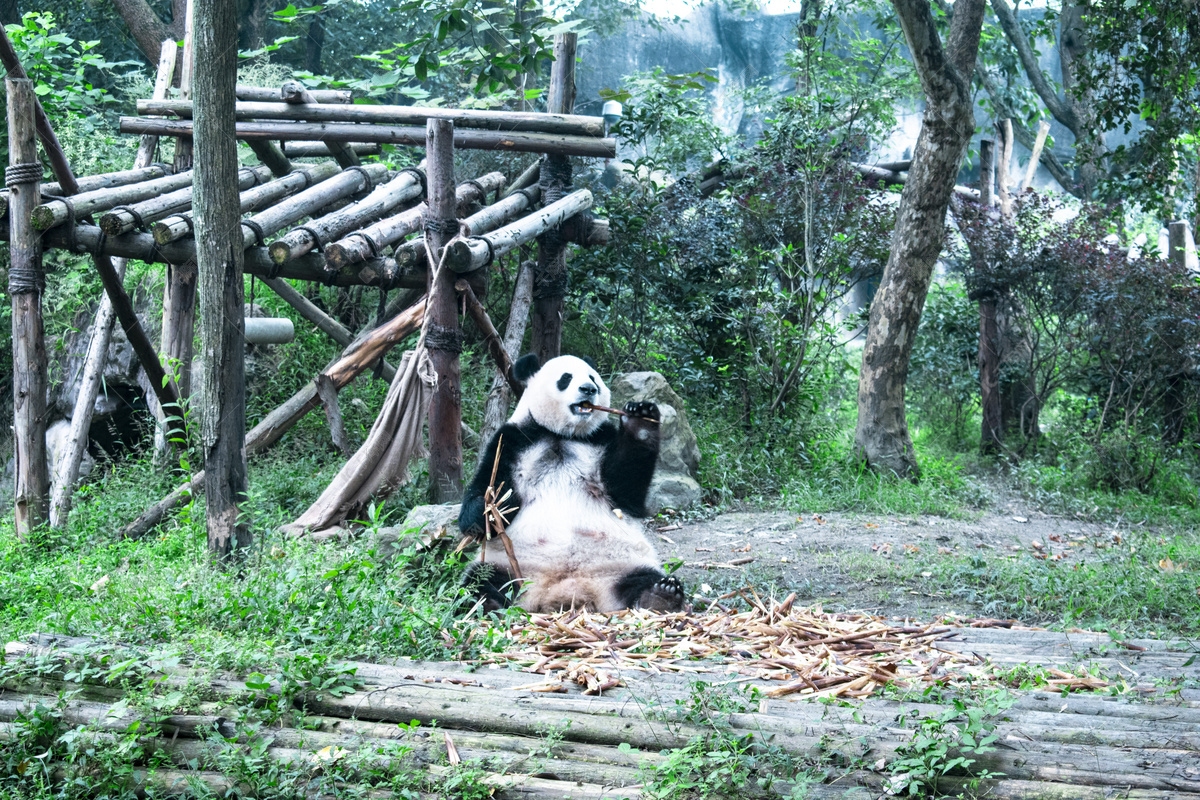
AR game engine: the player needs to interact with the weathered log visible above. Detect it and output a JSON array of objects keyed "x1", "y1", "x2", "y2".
[
  {"x1": 1168, "y1": 220, "x2": 1199, "y2": 272},
  {"x1": 139, "y1": 98, "x2": 606, "y2": 138},
  {"x1": 531, "y1": 32, "x2": 579, "y2": 364},
  {"x1": 50, "y1": 44, "x2": 178, "y2": 529},
  {"x1": 395, "y1": 183, "x2": 546, "y2": 271},
  {"x1": 238, "y1": 162, "x2": 388, "y2": 251},
  {"x1": 7, "y1": 79, "x2": 49, "y2": 538},
  {"x1": 236, "y1": 83, "x2": 351, "y2": 103},
  {"x1": 853, "y1": 162, "x2": 981, "y2": 201},
  {"x1": 31, "y1": 169, "x2": 196, "y2": 230},
  {"x1": 277, "y1": 81, "x2": 361, "y2": 167},
  {"x1": 1, "y1": 164, "x2": 177, "y2": 219},
  {"x1": 323, "y1": 172, "x2": 505, "y2": 270},
  {"x1": 561, "y1": 214, "x2": 610, "y2": 248},
  {"x1": 501, "y1": 158, "x2": 540, "y2": 199},
  {"x1": 245, "y1": 140, "x2": 291, "y2": 177},
  {"x1": 996, "y1": 118, "x2": 1014, "y2": 216},
  {"x1": 425, "y1": 118, "x2": 463, "y2": 504},
  {"x1": 119, "y1": 117, "x2": 618, "y2": 158},
  {"x1": 1019, "y1": 119, "x2": 1051, "y2": 193},
  {"x1": 481, "y1": 260, "x2": 534, "y2": 445},
  {"x1": 456, "y1": 280, "x2": 521, "y2": 396},
  {"x1": 151, "y1": 160, "x2": 340, "y2": 245},
  {"x1": 978, "y1": 138, "x2": 1002, "y2": 456},
  {"x1": 444, "y1": 189, "x2": 593, "y2": 273},
  {"x1": 99, "y1": 164, "x2": 270, "y2": 236},
  {"x1": 120, "y1": 301, "x2": 425, "y2": 539},
  {"x1": 282, "y1": 141, "x2": 381, "y2": 158},
  {"x1": 268, "y1": 166, "x2": 424, "y2": 266}
]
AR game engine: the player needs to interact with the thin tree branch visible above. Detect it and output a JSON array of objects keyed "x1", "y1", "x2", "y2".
[{"x1": 989, "y1": 0, "x2": 1079, "y2": 132}]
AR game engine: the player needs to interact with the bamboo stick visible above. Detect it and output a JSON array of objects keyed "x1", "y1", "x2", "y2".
[
  {"x1": 267, "y1": 166, "x2": 425, "y2": 266},
  {"x1": 31, "y1": 169, "x2": 196, "y2": 230},
  {"x1": 119, "y1": 117, "x2": 618, "y2": 158},
  {"x1": 50, "y1": 40, "x2": 178, "y2": 529},
  {"x1": 234, "y1": 83, "x2": 351, "y2": 103},
  {"x1": 139, "y1": 98, "x2": 606, "y2": 137},
  {"x1": 444, "y1": 188, "x2": 593, "y2": 273},
  {"x1": 7, "y1": 79, "x2": 49, "y2": 538},
  {"x1": 99, "y1": 164, "x2": 270, "y2": 236},
  {"x1": 120, "y1": 301, "x2": 425, "y2": 539},
  {"x1": 395, "y1": 183, "x2": 544, "y2": 270},
  {"x1": 282, "y1": 141, "x2": 380, "y2": 158},
  {"x1": 323, "y1": 172, "x2": 505, "y2": 270},
  {"x1": 151, "y1": 161, "x2": 340, "y2": 245}
]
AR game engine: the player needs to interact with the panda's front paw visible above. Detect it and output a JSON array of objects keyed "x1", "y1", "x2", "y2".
[
  {"x1": 623, "y1": 401, "x2": 660, "y2": 423},
  {"x1": 637, "y1": 574, "x2": 685, "y2": 612}
]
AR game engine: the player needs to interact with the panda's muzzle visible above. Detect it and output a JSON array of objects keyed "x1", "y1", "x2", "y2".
[{"x1": 570, "y1": 383, "x2": 599, "y2": 415}]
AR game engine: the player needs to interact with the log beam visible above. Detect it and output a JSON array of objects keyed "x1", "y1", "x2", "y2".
[
  {"x1": 138, "y1": 98, "x2": 606, "y2": 137},
  {"x1": 99, "y1": 165, "x2": 270, "y2": 236},
  {"x1": 1, "y1": 164, "x2": 176, "y2": 220},
  {"x1": 323, "y1": 172, "x2": 505, "y2": 271},
  {"x1": 444, "y1": 189, "x2": 592, "y2": 273},
  {"x1": 31, "y1": 170, "x2": 196, "y2": 230},
  {"x1": 281, "y1": 141, "x2": 380, "y2": 159},
  {"x1": 235, "y1": 84, "x2": 351, "y2": 103},
  {"x1": 456, "y1": 280, "x2": 522, "y2": 396},
  {"x1": 119, "y1": 117, "x2": 617, "y2": 159}
]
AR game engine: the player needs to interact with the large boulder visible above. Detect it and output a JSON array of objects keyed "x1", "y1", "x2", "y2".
[
  {"x1": 374, "y1": 502, "x2": 462, "y2": 562},
  {"x1": 609, "y1": 372, "x2": 703, "y2": 514}
]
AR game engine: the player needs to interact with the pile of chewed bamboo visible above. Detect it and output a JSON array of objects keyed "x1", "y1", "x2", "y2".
[{"x1": 481, "y1": 592, "x2": 1029, "y2": 699}]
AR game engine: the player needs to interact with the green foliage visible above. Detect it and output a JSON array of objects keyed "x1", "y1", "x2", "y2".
[
  {"x1": 908, "y1": 283, "x2": 981, "y2": 446},
  {"x1": 887, "y1": 689, "x2": 1011, "y2": 795}
]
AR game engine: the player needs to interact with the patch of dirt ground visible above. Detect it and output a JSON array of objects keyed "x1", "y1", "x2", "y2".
[{"x1": 652, "y1": 503, "x2": 1128, "y2": 621}]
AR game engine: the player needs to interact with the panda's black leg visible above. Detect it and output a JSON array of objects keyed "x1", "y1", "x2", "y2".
[
  {"x1": 615, "y1": 567, "x2": 686, "y2": 612},
  {"x1": 463, "y1": 562, "x2": 517, "y2": 612}
]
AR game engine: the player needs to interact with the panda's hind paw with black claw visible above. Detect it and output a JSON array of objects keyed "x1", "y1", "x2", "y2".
[{"x1": 637, "y1": 574, "x2": 685, "y2": 612}]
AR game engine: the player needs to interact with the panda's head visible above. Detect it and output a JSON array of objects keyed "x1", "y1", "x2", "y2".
[{"x1": 510, "y1": 354, "x2": 611, "y2": 437}]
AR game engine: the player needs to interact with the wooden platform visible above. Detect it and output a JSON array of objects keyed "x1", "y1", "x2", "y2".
[{"x1": 2, "y1": 627, "x2": 1198, "y2": 798}]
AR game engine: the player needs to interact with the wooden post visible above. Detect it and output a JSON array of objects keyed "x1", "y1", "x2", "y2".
[
  {"x1": 7, "y1": 78, "x2": 48, "y2": 537},
  {"x1": 977, "y1": 137, "x2": 1002, "y2": 455},
  {"x1": 424, "y1": 119, "x2": 463, "y2": 504},
  {"x1": 50, "y1": 39, "x2": 177, "y2": 528},
  {"x1": 193, "y1": 0, "x2": 250, "y2": 560},
  {"x1": 531, "y1": 32, "x2": 577, "y2": 364}
]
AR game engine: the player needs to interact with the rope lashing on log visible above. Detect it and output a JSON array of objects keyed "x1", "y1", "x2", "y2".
[
  {"x1": 425, "y1": 323, "x2": 464, "y2": 354},
  {"x1": 533, "y1": 269, "x2": 568, "y2": 300},
  {"x1": 5, "y1": 161, "x2": 44, "y2": 294},
  {"x1": 442, "y1": 188, "x2": 594, "y2": 274},
  {"x1": 31, "y1": 169, "x2": 195, "y2": 230}
]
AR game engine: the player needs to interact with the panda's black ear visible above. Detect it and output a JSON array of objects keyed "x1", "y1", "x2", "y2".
[
  {"x1": 513, "y1": 353, "x2": 541, "y2": 383},
  {"x1": 581, "y1": 355, "x2": 598, "y2": 371}
]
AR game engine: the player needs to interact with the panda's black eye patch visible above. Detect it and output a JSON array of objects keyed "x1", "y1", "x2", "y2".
[{"x1": 556, "y1": 373, "x2": 572, "y2": 391}]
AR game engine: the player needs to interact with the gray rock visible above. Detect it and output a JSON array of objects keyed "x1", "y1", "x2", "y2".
[
  {"x1": 374, "y1": 502, "x2": 462, "y2": 561},
  {"x1": 610, "y1": 371, "x2": 703, "y2": 513}
]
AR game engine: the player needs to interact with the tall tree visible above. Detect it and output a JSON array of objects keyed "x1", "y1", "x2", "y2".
[
  {"x1": 110, "y1": 0, "x2": 185, "y2": 64},
  {"x1": 853, "y1": 0, "x2": 986, "y2": 479},
  {"x1": 193, "y1": 0, "x2": 251, "y2": 559}
]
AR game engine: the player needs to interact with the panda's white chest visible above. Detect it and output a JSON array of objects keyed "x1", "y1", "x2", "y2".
[{"x1": 513, "y1": 439, "x2": 607, "y2": 506}]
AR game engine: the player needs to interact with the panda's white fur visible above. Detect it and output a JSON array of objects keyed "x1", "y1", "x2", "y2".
[{"x1": 460, "y1": 355, "x2": 683, "y2": 613}]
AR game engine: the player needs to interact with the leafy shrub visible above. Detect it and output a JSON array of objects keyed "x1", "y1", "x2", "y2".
[{"x1": 908, "y1": 282, "x2": 980, "y2": 445}]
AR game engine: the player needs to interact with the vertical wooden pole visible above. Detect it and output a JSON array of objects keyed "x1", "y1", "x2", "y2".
[
  {"x1": 531, "y1": 32, "x2": 577, "y2": 364},
  {"x1": 50, "y1": 39, "x2": 179, "y2": 528},
  {"x1": 157, "y1": 0, "x2": 197, "y2": 461},
  {"x1": 977, "y1": 137, "x2": 1002, "y2": 455},
  {"x1": 194, "y1": 0, "x2": 250, "y2": 559},
  {"x1": 424, "y1": 118, "x2": 463, "y2": 504},
  {"x1": 7, "y1": 78, "x2": 48, "y2": 538}
]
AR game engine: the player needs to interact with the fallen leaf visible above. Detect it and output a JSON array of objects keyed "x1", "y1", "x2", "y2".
[
  {"x1": 1158, "y1": 558, "x2": 1185, "y2": 573},
  {"x1": 903, "y1": 544, "x2": 919, "y2": 554},
  {"x1": 865, "y1": 523, "x2": 879, "y2": 529},
  {"x1": 937, "y1": 547, "x2": 953, "y2": 555},
  {"x1": 1031, "y1": 541, "x2": 1044, "y2": 550},
  {"x1": 1049, "y1": 534, "x2": 1063, "y2": 543}
]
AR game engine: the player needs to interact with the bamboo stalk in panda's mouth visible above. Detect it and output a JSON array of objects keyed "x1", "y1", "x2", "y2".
[{"x1": 575, "y1": 402, "x2": 660, "y2": 423}]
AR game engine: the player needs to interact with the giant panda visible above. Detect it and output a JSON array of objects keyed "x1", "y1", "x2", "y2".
[{"x1": 459, "y1": 353, "x2": 685, "y2": 613}]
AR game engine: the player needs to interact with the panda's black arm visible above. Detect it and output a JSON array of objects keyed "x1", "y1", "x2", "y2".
[
  {"x1": 459, "y1": 424, "x2": 527, "y2": 536},
  {"x1": 600, "y1": 418, "x2": 660, "y2": 517}
]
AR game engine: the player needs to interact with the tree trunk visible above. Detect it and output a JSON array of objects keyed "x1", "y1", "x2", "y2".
[
  {"x1": 0, "y1": 0, "x2": 19, "y2": 27},
  {"x1": 853, "y1": 0, "x2": 986, "y2": 479},
  {"x1": 193, "y1": 0, "x2": 250, "y2": 561},
  {"x1": 424, "y1": 119, "x2": 463, "y2": 504},
  {"x1": 531, "y1": 33, "x2": 577, "y2": 364},
  {"x1": 304, "y1": 10, "x2": 326, "y2": 74},
  {"x1": 977, "y1": 137, "x2": 1002, "y2": 455},
  {"x1": 7, "y1": 78, "x2": 48, "y2": 538},
  {"x1": 110, "y1": 0, "x2": 169, "y2": 63},
  {"x1": 1058, "y1": 0, "x2": 1103, "y2": 198}
]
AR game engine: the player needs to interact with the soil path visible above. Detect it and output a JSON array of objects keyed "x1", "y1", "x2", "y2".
[{"x1": 654, "y1": 504, "x2": 1121, "y2": 621}]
